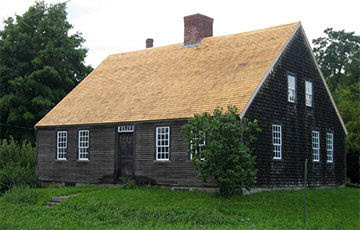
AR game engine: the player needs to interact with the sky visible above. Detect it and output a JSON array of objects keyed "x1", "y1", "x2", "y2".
[{"x1": 0, "y1": 0, "x2": 359, "y2": 68}]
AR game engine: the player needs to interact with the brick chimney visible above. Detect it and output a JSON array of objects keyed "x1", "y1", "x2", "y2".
[
  {"x1": 146, "y1": 38, "x2": 153, "y2": 48},
  {"x1": 184, "y1": 13, "x2": 213, "y2": 46}
]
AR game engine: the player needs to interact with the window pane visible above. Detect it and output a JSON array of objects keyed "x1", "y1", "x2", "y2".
[
  {"x1": 156, "y1": 127, "x2": 170, "y2": 160},
  {"x1": 288, "y1": 75, "x2": 295, "y2": 89},
  {"x1": 272, "y1": 125, "x2": 282, "y2": 159},
  {"x1": 78, "y1": 130, "x2": 89, "y2": 160},
  {"x1": 312, "y1": 131, "x2": 320, "y2": 162},
  {"x1": 326, "y1": 133, "x2": 334, "y2": 162},
  {"x1": 57, "y1": 131, "x2": 67, "y2": 159}
]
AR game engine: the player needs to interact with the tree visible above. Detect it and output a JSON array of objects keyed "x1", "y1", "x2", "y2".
[
  {"x1": 0, "y1": 137, "x2": 38, "y2": 193},
  {"x1": 336, "y1": 81, "x2": 360, "y2": 184},
  {"x1": 312, "y1": 28, "x2": 360, "y2": 91},
  {"x1": 313, "y1": 29, "x2": 360, "y2": 183},
  {"x1": 0, "y1": 1, "x2": 93, "y2": 142},
  {"x1": 182, "y1": 106, "x2": 260, "y2": 196}
]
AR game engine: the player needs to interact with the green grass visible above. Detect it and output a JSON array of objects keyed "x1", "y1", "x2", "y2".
[{"x1": 0, "y1": 185, "x2": 359, "y2": 229}]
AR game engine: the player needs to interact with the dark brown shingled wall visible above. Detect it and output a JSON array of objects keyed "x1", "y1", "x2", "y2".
[
  {"x1": 244, "y1": 29, "x2": 346, "y2": 188},
  {"x1": 36, "y1": 125, "x2": 116, "y2": 184}
]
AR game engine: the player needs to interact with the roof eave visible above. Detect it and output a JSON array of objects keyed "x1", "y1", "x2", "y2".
[{"x1": 239, "y1": 22, "x2": 301, "y2": 117}]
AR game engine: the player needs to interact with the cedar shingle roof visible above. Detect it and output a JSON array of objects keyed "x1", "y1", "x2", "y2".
[{"x1": 36, "y1": 22, "x2": 300, "y2": 127}]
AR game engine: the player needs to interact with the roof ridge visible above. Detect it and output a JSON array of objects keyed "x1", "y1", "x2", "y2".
[
  {"x1": 212, "y1": 21, "x2": 301, "y2": 39},
  {"x1": 108, "y1": 21, "x2": 301, "y2": 57}
]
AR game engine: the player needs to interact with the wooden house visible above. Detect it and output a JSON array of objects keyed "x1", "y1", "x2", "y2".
[{"x1": 35, "y1": 14, "x2": 347, "y2": 188}]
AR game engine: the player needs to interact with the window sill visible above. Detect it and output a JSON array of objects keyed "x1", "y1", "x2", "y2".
[
  {"x1": 326, "y1": 161, "x2": 333, "y2": 164},
  {"x1": 55, "y1": 159, "x2": 67, "y2": 162},
  {"x1": 153, "y1": 160, "x2": 171, "y2": 163},
  {"x1": 77, "y1": 159, "x2": 90, "y2": 162},
  {"x1": 272, "y1": 157, "x2": 282, "y2": 161},
  {"x1": 312, "y1": 160, "x2": 320, "y2": 163}
]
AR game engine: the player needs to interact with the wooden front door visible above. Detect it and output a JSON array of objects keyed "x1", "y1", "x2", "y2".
[{"x1": 117, "y1": 133, "x2": 134, "y2": 178}]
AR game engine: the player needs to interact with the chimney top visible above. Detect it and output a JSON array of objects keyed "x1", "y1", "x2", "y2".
[
  {"x1": 146, "y1": 38, "x2": 153, "y2": 48},
  {"x1": 184, "y1": 13, "x2": 213, "y2": 46}
]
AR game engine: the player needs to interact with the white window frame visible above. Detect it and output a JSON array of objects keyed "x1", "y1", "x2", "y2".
[
  {"x1": 305, "y1": 81, "x2": 313, "y2": 107},
  {"x1": 272, "y1": 124, "x2": 282, "y2": 159},
  {"x1": 288, "y1": 74, "x2": 296, "y2": 103},
  {"x1": 326, "y1": 133, "x2": 334, "y2": 163},
  {"x1": 78, "y1": 130, "x2": 89, "y2": 160},
  {"x1": 156, "y1": 127, "x2": 170, "y2": 161},
  {"x1": 312, "y1": 131, "x2": 320, "y2": 162},
  {"x1": 57, "y1": 131, "x2": 67, "y2": 160},
  {"x1": 190, "y1": 131, "x2": 205, "y2": 160}
]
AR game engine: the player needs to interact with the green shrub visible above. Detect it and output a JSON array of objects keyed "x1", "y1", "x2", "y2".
[
  {"x1": 0, "y1": 137, "x2": 38, "y2": 193},
  {"x1": 182, "y1": 106, "x2": 260, "y2": 197},
  {"x1": 2, "y1": 185, "x2": 39, "y2": 204},
  {"x1": 0, "y1": 163, "x2": 39, "y2": 193},
  {"x1": 0, "y1": 137, "x2": 35, "y2": 168},
  {"x1": 120, "y1": 176, "x2": 137, "y2": 189}
]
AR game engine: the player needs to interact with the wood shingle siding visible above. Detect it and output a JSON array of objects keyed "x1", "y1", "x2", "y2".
[
  {"x1": 133, "y1": 120, "x2": 215, "y2": 187},
  {"x1": 244, "y1": 29, "x2": 346, "y2": 187},
  {"x1": 37, "y1": 125, "x2": 116, "y2": 183}
]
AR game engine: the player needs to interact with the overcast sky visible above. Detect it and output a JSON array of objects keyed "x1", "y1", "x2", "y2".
[{"x1": 1, "y1": 0, "x2": 359, "y2": 68}]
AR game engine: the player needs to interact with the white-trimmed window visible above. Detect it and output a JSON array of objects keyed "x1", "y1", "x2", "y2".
[
  {"x1": 312, "y1": 131, "x2": 320, "y2": 162},
  {"x1": 78, "y1": 130, "x2": 89, "y2": 160},
  {"x1": 288, "y1": 74, "x2": 296, "y2": 103},
  {"x1": 190, "y1": 131, "x2": 205, "y2": 160},
  {"x1": 272, "y1": 124, "x2": 282, "y2": 159},
  {"x1": 57, "y1": 131, "x2": 67, "y2": 160},
  {"x1": 326, "y1": 133, "x2": 334, "y2": 163},
  {"x1": 156, "y1": 127, "x2": 170, "y2": 161},
  {"x1": 305, "y1": 81, "x2": 313, "y2": 107}
]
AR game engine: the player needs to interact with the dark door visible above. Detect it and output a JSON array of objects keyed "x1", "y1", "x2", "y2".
[{"x1": 117, "y1": 133, "x2": 134, "y2": 178}]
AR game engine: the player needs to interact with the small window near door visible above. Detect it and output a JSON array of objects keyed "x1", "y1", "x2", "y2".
[
  {"x1": 57, "y1": 131, "x2": 67, "y2": 160},
  {"x1": 156, "y1": 127, "x2": 170, "y2": 161},
  {"x1": 78, "y1": 130, "x2": 89, "y2": 160},
  {"x1": 190, "y1": 131, "x2": 205, "y2": 160}
]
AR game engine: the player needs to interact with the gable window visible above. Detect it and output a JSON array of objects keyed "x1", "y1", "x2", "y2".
[
  {"x1": 288, "y1": 74, "x2": 296, "y2": 103},
  {"x1": 312, "y1": 131, "x2": 320, "y2": 162},
  {"x1": 272, "y1": 124, "x2": 282, "y2": 159},
  {"x1": 326, "y1": 133, "x2": 334, "y2": 163},
  {"x1": 305, "y1": 81, "x2": 313, "y2": 107},
  {"x1": 156, "y1": 127, "x2": 170, "y2": 161},
  {"x1": 78, "y1": 130, "x2": 89, "y2": 160},
  {"x1": 190, "y1": 131, "x2": 205, "y2": 160},
  {"x1": 57, "y1": 131, "x2": 67, "y2": 160}
]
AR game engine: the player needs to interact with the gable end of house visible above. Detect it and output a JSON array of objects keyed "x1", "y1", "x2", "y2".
[{"x1": 241, "y1": 24, "x2": 347, "y2": 136}]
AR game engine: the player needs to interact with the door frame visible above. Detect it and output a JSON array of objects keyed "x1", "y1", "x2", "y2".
[{"x1": 115, "y1": 125, "x2": 136, "y2": 178}]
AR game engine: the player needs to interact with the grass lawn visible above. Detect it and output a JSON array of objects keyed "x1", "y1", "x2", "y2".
[{"x1": 0, "y1": 185, "x2": 359, "y2": 229}]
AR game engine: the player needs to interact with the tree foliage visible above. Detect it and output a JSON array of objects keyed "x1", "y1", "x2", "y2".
[
  {"x1": 0, "y1": 1, "x2": 93, "y2": 142},
  {"x1": 313, "y1": 29, "x2": 360, "y2": 183},
  {"x1": 182, "y1": 106, "x2": 260, "y2": 196},
  {"x1": 336, "y1": 81, "x2": 360, "y2": 183},
  {"x1": 0, "y1": 137, "x2": 38, "y2": 193},
  {"x1": 312, "y1": 28, "x2": 360, "y2": 91}
]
